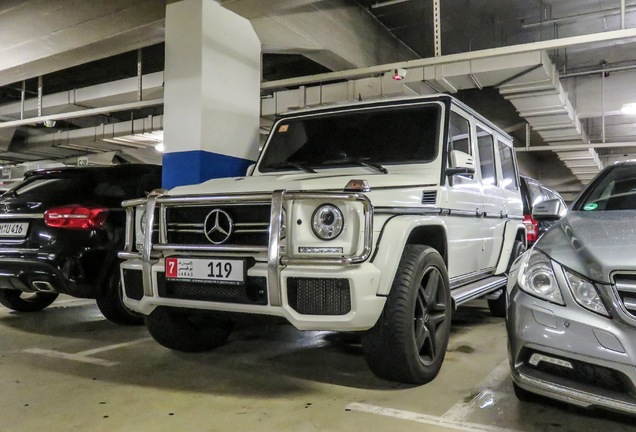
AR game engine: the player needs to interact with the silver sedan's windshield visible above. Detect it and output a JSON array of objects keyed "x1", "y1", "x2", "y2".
[
  {"x1": 575, "y1": 164, "x2": 636, "y2": 211},
  {"x1": 258, "y1": 104, "x2": 440, "y2": 173}
]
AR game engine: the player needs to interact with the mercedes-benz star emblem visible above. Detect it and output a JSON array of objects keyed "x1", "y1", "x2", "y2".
[{"x1": 204, "y1": 209, "x2": 233, "y2": 244}]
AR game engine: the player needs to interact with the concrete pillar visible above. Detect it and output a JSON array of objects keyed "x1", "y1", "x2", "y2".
[{"x1": 162, "y1": 0, "x2": 261, "y2": 189}]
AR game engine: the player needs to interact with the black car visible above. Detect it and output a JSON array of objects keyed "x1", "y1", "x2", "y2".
[
  {"x1": 519, "y1": 175, "x2": 567, "y2": 245},
  {"x1": 0, "y1": 164, "x2": 161, "y2": 324}
]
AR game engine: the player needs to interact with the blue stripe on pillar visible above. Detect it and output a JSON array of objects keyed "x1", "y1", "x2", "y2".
[{"x1": 162, "y1": 150, "x2": 253, "y2": 189}]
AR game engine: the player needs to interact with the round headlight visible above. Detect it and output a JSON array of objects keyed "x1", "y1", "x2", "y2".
[{"x1": 312, "y1": 204, "x2": 344, "y2": 240}]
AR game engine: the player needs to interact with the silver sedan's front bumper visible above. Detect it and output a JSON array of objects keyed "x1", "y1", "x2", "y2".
[{"x1": 506, "y1": 268, "x2": 636, "y2": 415}]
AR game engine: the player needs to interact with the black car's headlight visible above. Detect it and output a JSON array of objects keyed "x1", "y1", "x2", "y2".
[
  {"x1": 311, "y1": 204, "x2": 344, "y2": 240},
  {"x1": 564, "y1": 269, "x2": 609, "y2": 317},
  {"x1": 517, "y1": 249, "x2": 564, "y2": 305}
]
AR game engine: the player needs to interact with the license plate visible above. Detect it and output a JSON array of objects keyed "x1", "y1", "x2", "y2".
[
  {"x1": 0, "y1": 222, "x2": 28, "y2": 238},
  {"x1": 165, "y1": 257, "x2": 245, "y2": 285}
]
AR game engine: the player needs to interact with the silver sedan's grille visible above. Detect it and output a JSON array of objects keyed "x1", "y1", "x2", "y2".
[{"x1": 613, "y1": 274, "x2": 636, "y2": 318}]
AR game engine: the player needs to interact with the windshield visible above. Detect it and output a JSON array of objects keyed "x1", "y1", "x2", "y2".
[
  {"x1": 258, "y1": 103, "x2": 441, "y2": 173},
  {"x1": 575, "y1": 164, "x2": 636, "y2": 211}
]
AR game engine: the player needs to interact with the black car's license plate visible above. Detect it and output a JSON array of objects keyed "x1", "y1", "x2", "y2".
[{"x1": 0, "y1": 222, "x2": 29, "y2": 238}]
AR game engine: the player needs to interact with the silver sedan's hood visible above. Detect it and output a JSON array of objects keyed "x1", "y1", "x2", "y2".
[{"x1": 536, "y1": 211, "x2": 636, "y2": 283}]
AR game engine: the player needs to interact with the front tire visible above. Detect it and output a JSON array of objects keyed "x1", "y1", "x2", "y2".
[
  {"x1": 0, "y1": 289, "x2": 58, "y2": 312},
  {"x1": 488, "y1": 239, "x2": 526, "y2": 317},
  {"x1": 362, "y1": 245, "x2": 452, "y2": 384},
  {"x1": 513, "y1": 381, "x2": 537, "y2": 402},
  {"x1": 145, "y1": 307, "x2": 234, "y2": 352},
  {"x1": 96, "y1": 270, "x2": 143, "y2": 325}
]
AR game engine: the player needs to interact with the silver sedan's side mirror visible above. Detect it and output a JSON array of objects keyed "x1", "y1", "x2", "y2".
[{"x1": 533, "y1": 198, "x2": 566, "y2": 221}]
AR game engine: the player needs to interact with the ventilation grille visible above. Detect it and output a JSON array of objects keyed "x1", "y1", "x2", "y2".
[
  {"x1": 122, "y1": 269, "x2": 144, "y2": 301},
  {"x1": 421, "y1": 191, "x2": 437, "y2": 205},
  {"x1": 157, "y1": 273, "x2": 267, "y2": 305},
  {"x1": 287, "y1": 277, "x2": 351, "y2": 315}
]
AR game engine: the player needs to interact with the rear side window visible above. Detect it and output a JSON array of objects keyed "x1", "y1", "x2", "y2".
[
  {"x1": 11, "y1": 177, "x2": 88, "y2": 201},
  {"x1": 498, "y1": 141, "x2": 518, "y2": 191}
]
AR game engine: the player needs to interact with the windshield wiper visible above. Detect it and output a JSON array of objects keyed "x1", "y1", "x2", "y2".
[
  {"x1": 322, "y1": 157, "x2": 388, "y2": 174},
  {"x1": 268, "y1": 161, "x2": 316, "y2": 173}
]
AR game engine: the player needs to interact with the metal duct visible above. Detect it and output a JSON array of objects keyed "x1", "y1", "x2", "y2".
[{"x1": 498, "y1": 55, "x2": 602, "y2": 184}]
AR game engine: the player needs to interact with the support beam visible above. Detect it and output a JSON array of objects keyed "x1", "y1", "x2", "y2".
[
  {"x1": 0, "y1": 99, "x2": 163, "y2": 129},
  {"x1": 245, "y1": 0, "x2": 417, "y2": 71},
  {"x1": 262, "y1": 28, "x2": 636, "y2": 91},
  {"x1": 0, "y1": 0, "x2": 166, "y2": 87}
]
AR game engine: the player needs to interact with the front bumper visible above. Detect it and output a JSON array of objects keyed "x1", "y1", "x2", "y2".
[
  {"x1": 507, "y1": 281, "x2": 636, "y2": 415},
  {"x1": 121, "y1": 258, "x2": 386, "y2": 331}
]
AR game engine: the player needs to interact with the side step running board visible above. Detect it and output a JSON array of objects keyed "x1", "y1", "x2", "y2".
[{"x1": 451, "y1": 275, "x2": 508, "y2": 307}]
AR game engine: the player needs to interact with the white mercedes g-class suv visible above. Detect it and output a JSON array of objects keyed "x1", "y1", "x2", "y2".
[{"x1": 119, "y1": 95, "x2": 525, "y2": 384}]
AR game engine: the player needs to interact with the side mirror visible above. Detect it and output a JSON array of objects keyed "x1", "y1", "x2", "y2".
[
  {"x1": 533, "y1": 198, "x2": 566, "y2": 221},
  {"x1": 246, "y1": 164, "x2": 256, "y2": 176},
  {"x1": 446, "y1": 150, "x2": 476, "y2": 177}
]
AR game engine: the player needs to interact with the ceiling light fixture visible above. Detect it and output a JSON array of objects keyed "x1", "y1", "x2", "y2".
[{"x1": 621, "y1": 103, "x2": 636, "y2": 115}]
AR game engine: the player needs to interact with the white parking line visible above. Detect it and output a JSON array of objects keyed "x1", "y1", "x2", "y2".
[
  {"x1": 442, "y1": 360, "x2": 511, "y2": 422},
  {"x1": 77, "y1": 338, "x2": 152, "y2": 356},
  {"x1": 23, "y1": 337, "x2": 151, "y2": 367},
  {"x1": 49, "y1": 298, "x2": 95, "y2": 308},
  {"x1": 346, "y1": 402, "x2": 523, "y2": 432}
]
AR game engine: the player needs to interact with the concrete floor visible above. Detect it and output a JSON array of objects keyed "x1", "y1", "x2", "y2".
[{"x1": 0, "y1": 298, "x2": 635, "y2": 432}]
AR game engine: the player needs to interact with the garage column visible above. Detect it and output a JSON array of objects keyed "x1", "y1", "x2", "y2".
[{"x1": 162, "y1": 0, "x2": 261, "y2": 189}]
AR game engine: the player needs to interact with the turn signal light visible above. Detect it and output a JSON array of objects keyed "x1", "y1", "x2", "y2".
[
  {"x1": 45, "y1": 206, "x2": 108, "y2": 230},
  {"x1": 344, "y1": 179, "x2": 370, "y2": 192}
]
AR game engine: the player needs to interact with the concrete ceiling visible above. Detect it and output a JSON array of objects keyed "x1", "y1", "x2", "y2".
[{"x1": 1, "y1": 0, "x2": 636, "y2": 199}]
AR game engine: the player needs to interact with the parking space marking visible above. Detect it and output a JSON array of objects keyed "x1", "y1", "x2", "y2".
[
  {"x1": 49, "y1": 298, "x2": 95, "y2": 308},
  {"x1": 442, "y1": 360, "x2": 511, "y2": 422},
  {"x1": 346, "y1": 402, "x2": 523, "y2": 432},
  {"x1": 23, "y1": 337, "x2": 151, "y2": 367}
]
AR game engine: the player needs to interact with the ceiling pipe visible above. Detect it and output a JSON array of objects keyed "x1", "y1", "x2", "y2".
[
  {"x1": 516, "y1": 142, "x2": 636, "y2": 152},
  {"x1": 370, "y1": 0, "x2": 411, "y2": 9},
  {"x1": 522, "y1": 5, "x2": 636, "y2": 28}
]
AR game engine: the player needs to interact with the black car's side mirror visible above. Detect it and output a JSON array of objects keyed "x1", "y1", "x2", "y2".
[{"x1": 533, "y1": 198, "x2": 566, "y2": 221}]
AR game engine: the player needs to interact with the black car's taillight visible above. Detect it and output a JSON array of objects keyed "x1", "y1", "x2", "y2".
[
  {"x1": 522, "y1": 214, "x2": 539, "y2": 243},
  {"x1": 44, "y1": 206, "x2": 108, "y2": 230}
]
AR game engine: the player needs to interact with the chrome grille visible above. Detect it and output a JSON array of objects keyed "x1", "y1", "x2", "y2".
[
  {"x1": 613, "y1": 274, "x2": 636, "y2": 318},
  {"x1": 165, "y1": 204, "x2": 271, "y2": 246}
]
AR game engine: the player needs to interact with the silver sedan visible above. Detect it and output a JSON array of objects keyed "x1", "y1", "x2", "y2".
[{"x1": 507, "y1": 160, "x2": 636, "y2": 415}]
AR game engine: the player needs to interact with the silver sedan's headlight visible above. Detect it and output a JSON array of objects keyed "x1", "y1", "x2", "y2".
[
  {"x1": 517, "y1": 249, "x2": 564, "y2": 305},
  {"x1": 311, "y1": 204, "x2": 344, "y2": 240},
  {"x1": 565, "y1": 270, "x2": 609, "y2": 317}
]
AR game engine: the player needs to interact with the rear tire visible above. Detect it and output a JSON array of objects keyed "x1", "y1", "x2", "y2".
[
  {"x1": 0, "y1": 289, "x2": 58, "y2": 312},
  {"x1": 488, "y1": 239, "x2": 526, "y2": 317},
  {"x1": 96, "y1": 270, "x2": 143, "y2": 325},
  {"x1": 362, "y1": 245, "x2": 452, "y2": 384},
  {"x1": 145, "y1": 307, "x2": 234, "y2": 352}
]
